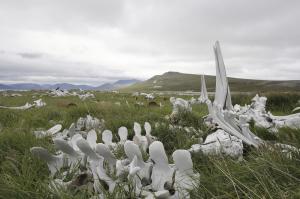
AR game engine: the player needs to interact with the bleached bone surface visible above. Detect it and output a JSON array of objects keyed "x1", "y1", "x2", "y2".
[
  {"x1": 118, "y1": 126, "x2": 128, "y2": 144},
  {"x1": 213, "y1": 41, "x2": 233, "y2": 111},
  {"x1": 78, "y1": 92, "x2": 95, "y2": 100},
  {"x1": 76, "y1": 138, "x2": 101, "y2": 161},
  {"x1": 47, "y1": 124, "x2": 62, "y2": 135},
  {"x1": 102, "y1": 130, "x2": 114, "y2": 147},
  {"x1": 190, "y1": 129, "x2": 243, "y2": 159},
  {"x1": 124, "y1": 141, "x2": 152, "y2": 190},
  {"x1": 201, "y1": 42, "x2": 262, "y2": 147},
  {"x1": 145, "y1": 122, "x2": 157, "y2": 145},
  {"x1": 87, "y1": 129, "x2": 97, "y2": 149},
  {"x1": 0, "y1": 102, "x2": 36, "y2": 110},
  {"x1": 34, "y1": 124, "x2": 62, "y2": 138},
  {"x1": 234, "y1": 94, "x2": 300, "y2": 130},
  {"x1": 95, "y1": 143, "x2": 116, "y2": 171},
  {"x1": 172, "y1": 150, "x2": 199, "y2": 199},
  {"x1": 53, "y1": 138, "x2": 82, "y2": 168},
  {"x1": 49, "y1": 89, "x2": 70, "y2": 97},
  {"x1": 30, "y1": 147, "x2": 64, "y2": 176},
  {"x1": 170, "y1": 97, "x2": 192, "y2": 122},
  {"x1": 140, "y1": 93, "x2": 155, "y2": 100},
  {"x1": 149, "y1": 141, "x2": 174, "y2": 191},
  {"x1": 30, "y1": 115, "x2": 200, "y2": 198},
  {"x1": 198, "y1": 75, "x2": 208, "y2": 103},
  {"x1": 133, "y1": 122, "x2": 148, "y2": 151},
  {"x1": 33, "y1": 99, "x2": 46, "y2": 107}
]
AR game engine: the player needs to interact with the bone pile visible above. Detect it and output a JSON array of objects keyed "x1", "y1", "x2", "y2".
[
  {"x1": 49, "y1": 89, "x2": 95, "y2": 100},
  {"x1": 31, "y1": 117, "x2": 199, "y2": 198},
  {"x1": 169, "y1": 97, "x2": 192, "y2": 122},
  {"x1": 49, "y1": 89, "x2": 71, "y2": 97},
  {"x1": 0, "y1": 98, "x2": 46, "y2": 110},
  {"x1": 234, "y1": 94, "x2": 300, "y2": 131},
  {"x1": 139, "y1": 92, "x2": 155, "y2": 100},
  {"x1": 189, "y1": 41, "x2": 299, "y2": 158}
]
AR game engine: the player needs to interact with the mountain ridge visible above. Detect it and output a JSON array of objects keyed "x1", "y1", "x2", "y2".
[
  {"x1": 0, "y1": 79, "x2": 140, "y2": 91},
  {"x1": 120, "y1": 71, "x2": 300, "y2": 92}
]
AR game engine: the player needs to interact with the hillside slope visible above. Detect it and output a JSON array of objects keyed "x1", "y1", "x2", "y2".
[{"x1": 120, "y1": 72, "x2": 300, "y2": 92}]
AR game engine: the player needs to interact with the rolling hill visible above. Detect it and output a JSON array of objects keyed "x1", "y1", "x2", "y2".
[{"x1": 120, "y1": 71, "x2": 300, "y2": 93}]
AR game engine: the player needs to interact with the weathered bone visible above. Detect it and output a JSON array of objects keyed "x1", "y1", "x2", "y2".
[
  {"x1": 30, "y1": 147, "x2": 64, "y2": 176},
  {"x1": 118, "y1": 126, "x2": 128, "y2": 144},
  {"x1": 199, "y1": 75, "x2": 208, "y2": 103},
  {"x1": 102, "y1": 130, "x2": 114, "y2": 146},
  {"x1": 213, "y1": 41, "x2": 233, "y2": 111},
  {"x1": 145, "y1": 122, "x2": 156, "y2": 145},
  {"x1": 87, "y1": 129, "x2": 97, "y2": 149},
  {"x1": 76, "y1": 139, "x2": 101, "y2": 161},
  {"x1": 172, "y1": 150, "x2": 199, "y2": 198},
  {"x1": 149, "y1": 141, "x2": 174, "y2": 191},
  {"x1": 133, "y1": 122, "x2": 149, "y2": 151},
  {"x1": 53, "y1": 138, "x2": 82, "y2": 168},
  {"x1": 95, "y1": 143, "x2": 116, "y2": 171}
]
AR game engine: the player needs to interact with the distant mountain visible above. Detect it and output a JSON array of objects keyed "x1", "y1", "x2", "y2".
[
  {"x1": 95, "y1": 79, "x2": 141, "y2": 91},
  {"x1": 0, "y1": 79, "x2": 140, "y2": 91},
  {"x1": 120, "y1": 71, "x2": 300, "y2": 92},
  {"x1": 49, "y1": 83, "x2": 95, "y2": 90}
]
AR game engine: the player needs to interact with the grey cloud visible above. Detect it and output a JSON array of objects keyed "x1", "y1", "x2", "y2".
[
  {"x1": 0, "y1": 0, "x2": 299, "y2": 84},
  {"x1": 17, "y1": 53, "x2": 43, "y2": 59}
]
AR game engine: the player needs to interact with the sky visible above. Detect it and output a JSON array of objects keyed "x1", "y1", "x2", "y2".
[{"x1": 0, "y1": 0, "x2": 300, "y2": 85}]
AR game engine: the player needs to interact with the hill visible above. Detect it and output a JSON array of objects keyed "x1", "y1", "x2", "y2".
[{"x1": 120, "y1": 71, "x2": 300, "y2": 92}]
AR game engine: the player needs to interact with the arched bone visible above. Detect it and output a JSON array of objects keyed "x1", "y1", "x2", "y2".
[
  {"x1": 76, "y1": 139, "x2": 101, "y2": 161},
  {"x1": 87, "y1": 129, "x2": 97, "y2": 149},
  {"x1": 95, "y1": 143, "x2": 116, "y2": 170},
  {"x1": 149, "y1": 141, "x2": 174, "y2": 191},
  {"x1": 133, "y1": 122, "x2": 149, "y2": 151},
  {"x1": 70, "y1": 134, "x2": 83, "y2": 151},
  {"x1": 134, "y1": 122, "x2": 142, "y2": 136},
  {"x1": 144, "y1": 122, "x2": 151, "y2": 135},
  {"x1": 118, "y1": 126, "x2": 128, "y2": 144},
  {"x1": 102, "y1": 130, "x2": 116, "y2": 149},
  {"x1": 145, "y1": 122, "x2": 156, "y2": 145},
  {"x1": 124, "y1": 141, "x2": 152, "y2": 187},
  {"x1": 172, "y1": 150, "x2": 199, "y2": 198},
  {"x1": 30, "y1": 147, "x2": 64, "y2": 176},
  {"x1": 53, "y1": 138, "x2": 83, "y2": 169}
]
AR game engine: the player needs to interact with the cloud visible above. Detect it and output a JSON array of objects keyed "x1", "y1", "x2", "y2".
[
  {"x1": 0, "y1": 0, "x2": 299, "y2": 84},
  {"x1": 17, "y1": 53, "x2": 44, "y2": 59}
]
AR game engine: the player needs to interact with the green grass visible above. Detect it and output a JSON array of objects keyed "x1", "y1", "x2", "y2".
[{"x1": 0, "y1": 91, "x2": 300, "y2": 198}]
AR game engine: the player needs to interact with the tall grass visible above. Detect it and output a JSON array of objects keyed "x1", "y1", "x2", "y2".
[{"x1": 0, "y1": 91, "x2": 300, "y2": 198}]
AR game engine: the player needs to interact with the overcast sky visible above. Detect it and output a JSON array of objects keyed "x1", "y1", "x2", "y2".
[{"x1": 0, "y1": 0, "x2": 299, "y2": 85}]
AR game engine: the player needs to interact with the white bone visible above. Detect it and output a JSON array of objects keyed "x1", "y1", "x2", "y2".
[
  {"x1": 134, "y1": 122, "x2": 142, "y2": 136},
  {"x1": 70, "y1": 134, "x2": 83, "y2": 151},
  {"x1": 213, "y1": 41, "x2": 233, "y2": 111},
  {"x1": 76, "y1": 139, "x2": 101, "y2": 161},
  {"x1": 102, "y1": 130, "x2": 113, "y2": 145},
  {"x1": 46, "y1": 124, "x2": 62, "y2": 136},
  {"x1": 53, "y1": 138, "x2": 82, "y2": 168},
  {"x1": 95, "y1": 143, "x2": 116, "y2": 171},
  {"x1": 144, "y1": 122, "x2": 152, "y2": 136},
  {"x1": 172, "y1": 150, "x2": 199, "y2": 198},
  {"x1": 118, "y1": 126, "x2": 128, "y2": 144},
  {"x1": 30, "y1": 147, "x2": 63, "y2": 176},
  {"x1": 149, "y1": 141, "x2": 174, "y2": 191},
  {"x1": 87, "y1": 129, "x2": 97, "y2": 149},
  {"x1": 199, "y1": 75, "x2": 208, "y2": 103}
]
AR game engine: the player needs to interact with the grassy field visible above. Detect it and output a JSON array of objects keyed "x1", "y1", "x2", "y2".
[{"x1": 0, "y1": 91, "x2": 300, "y2": 198}]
